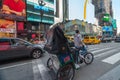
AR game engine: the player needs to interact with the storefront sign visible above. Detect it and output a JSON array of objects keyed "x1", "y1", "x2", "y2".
[
  {"x1": 34, "y1": 5, "x2": 49, "y2": 12},
  {"x1": 0, "y1": 28, "x2": 15, "y2": 33}
]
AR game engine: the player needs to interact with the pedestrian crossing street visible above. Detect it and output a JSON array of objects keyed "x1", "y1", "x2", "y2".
[{"x1": 87, "y1": 43, "x2": 120, "y2": 65}]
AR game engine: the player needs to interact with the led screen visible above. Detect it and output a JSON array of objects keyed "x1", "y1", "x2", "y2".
[{"x1": 0, "y1": 0, "x2": 26, "y2": 21}]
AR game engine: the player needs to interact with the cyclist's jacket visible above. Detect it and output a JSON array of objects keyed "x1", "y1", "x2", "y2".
[{"x1": 74, "y1": 34, "x2": 83, "y2": 48}]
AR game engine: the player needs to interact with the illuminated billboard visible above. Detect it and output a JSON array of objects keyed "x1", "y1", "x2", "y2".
[
  {"x1": 0, "y1": 0, "x2": 26, "y2": 21},
  {"x1": 102, "y1": 14, "x2": 110, "y2": 22},
  {"x1": 102, "y1": 26, "x2": 113, "y2": 32},
  {"x1": 0, "y1": 19, "x2": 16, "y2": 38},
  {"x1": 26, "y1": 0, "x2": 54, "y2": 24}
]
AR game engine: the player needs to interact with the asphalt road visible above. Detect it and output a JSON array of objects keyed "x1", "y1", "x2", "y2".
[{"x1": 0, "y1": 42, "x2": 120, "y2": 80}]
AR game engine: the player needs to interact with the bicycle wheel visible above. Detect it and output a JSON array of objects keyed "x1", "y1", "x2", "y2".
[
  {"x1": 56, "y1": 64, "x2": 75, "y2": 80},
  {"x1": 47, "y1": 58, "x2": 54, "y2": 69},
  {"x1": 84, "y1": 52, "x2": 94, "y2": 65}
]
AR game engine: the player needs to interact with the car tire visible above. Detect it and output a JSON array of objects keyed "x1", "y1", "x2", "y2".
[{"x1": 31, "y1": 49, "x2": 42, "y2": 59}]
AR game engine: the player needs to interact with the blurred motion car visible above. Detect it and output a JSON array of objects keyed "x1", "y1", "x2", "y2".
[
  {"x1": 114, "y1": 36, "x2": 120, "y2": 42},
  {"x1": 83, "y1": 36, "x2": 101, "y2": 44},
  {"x1": 0, "y1": 38, "x2": 45, "y2": 61},
  {"x1": 64, "y1": 34, "x2": 74, "y2": 42}
]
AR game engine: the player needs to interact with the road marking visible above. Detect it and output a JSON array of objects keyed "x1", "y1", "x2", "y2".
[
  {"x1": 97, "y1": 64, "x2": 120, "y2": 80},
  {"x1": 92, "y1": 47, "x2": 114, "y2": 54},
  {"x1": 0, "y1": 62, "x2": 32, "y2": 70},
  {"x1": 102, "y1": 52, "x2": 120, "y2": 64},
  {"x1": 95, "y1": 49, "x2": 117, "y2": 58},
  {"x1": 88, "y1": 48, "x2": 100, "y2": 51}
]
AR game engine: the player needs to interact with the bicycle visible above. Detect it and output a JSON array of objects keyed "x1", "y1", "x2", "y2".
[
  {"x1": 72, "y1": 46, "x2": 94, "y2": 65},
  {"x1": 47, "y1": 53, "x2": 75, "y2": 80},
  {"x1": 47, "y1": 45, "x2": 94, "y2": 80}
]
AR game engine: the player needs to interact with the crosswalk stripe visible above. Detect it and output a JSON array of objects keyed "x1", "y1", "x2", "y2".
[
  {"x1": 88, "y1": 48, "x2": 100, "y2": 51},
  {"x1": 102, "y1": 52, "x2": 120, "y2": 64},
  {"x1": 92, "y1": 47, "x2": 114, "y2": 54},
  {"x1": 97, "y1": 64, "x2": 120, "y2": 80},
  {"x1": 95, "y1": 49, "x2": 117, "y2": 58}
]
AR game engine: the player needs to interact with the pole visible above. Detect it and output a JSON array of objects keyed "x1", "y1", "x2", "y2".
[
  {"x1": 39, "y1": 8, "x2": 43, "y2": 40},
  {"x1": 38, "y1": 0, "x2": 46, "y2": 41},
  {"x1": 84, "y1": 0, "x2": 88, "y2": 20}
]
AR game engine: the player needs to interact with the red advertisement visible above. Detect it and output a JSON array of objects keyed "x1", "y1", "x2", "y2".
[{"x1": 0, "y1": 0, "x2": 26, "y2": 21}]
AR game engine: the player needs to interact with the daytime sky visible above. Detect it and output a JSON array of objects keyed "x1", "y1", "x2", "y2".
[{"x1": 69, "y1": 0, "x2": 120, "y2": 33}]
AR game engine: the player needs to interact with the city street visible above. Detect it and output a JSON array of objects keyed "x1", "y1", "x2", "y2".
[{"x1": 0, "y1": 42, "x2": 120, "y2": 80}]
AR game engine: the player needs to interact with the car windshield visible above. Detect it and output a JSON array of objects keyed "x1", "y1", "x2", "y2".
[
  {"x1": 84, "y1": 37, "x2": 89, "y2": 39},
  {"x1": 90, "y1": 37, "x2": 95, "y2": 39}
]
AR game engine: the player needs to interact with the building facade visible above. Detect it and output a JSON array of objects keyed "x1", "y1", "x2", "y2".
[
  {"x1": 55, "y1": 0, "x2": 69, "y2": 24},
  {"x1": 26, "y1": 0, "x2": 55, "y2": 40},
  {"x1": 92, "y1": 0, "x2": 113, "y2": 26},
  {"x1": 0, "y1": 0, "x2": 68, "y2": 40}
]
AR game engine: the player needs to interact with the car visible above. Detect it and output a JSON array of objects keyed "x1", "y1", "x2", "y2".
[
  {"x1": 0, "y1": 38, "x2": 45, "y2": 61},
  {"x1": 83, "y1": 36, "x2": 101, "y2": 44},
  {"x1": 101, "y1": 36, "x2": 112, "y2": 42},
  {"x1": 64, "y1": 34, "x2": 74, "y2": 42},
  {"x1": 114, "y1": 36, "x2": 120, "y2": 42}
]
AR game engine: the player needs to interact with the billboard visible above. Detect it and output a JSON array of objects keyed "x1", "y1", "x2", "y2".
[
  {"x1": 102, "y1": 14, "x2": 110, "y2": 22},
  {"x1": 0, "y1": 0, "x2": 26, "y2": 21},
  {"x1": 0, "y1": 19, "x2": 15, "y2": 33},
  {"x1": 26, "y1": 0, "x2": 54, "y2": 24},
  {"x1": 112, "y1": 19, "x2": 117, "y2": 29},
  {"x1": 102, "y1": 26, "x2": 113, "y2": 32},
  {"x1": 0, "y1": 19, "x2": 16, "y2": 38}
]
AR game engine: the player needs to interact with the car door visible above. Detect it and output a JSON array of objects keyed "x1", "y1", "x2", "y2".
[
  {"x1": 0, "y1": 38, "x2": 13, "y2": 60},
  {"x1": 11, "y1": 38, "x2": 31, "y2": 57}
]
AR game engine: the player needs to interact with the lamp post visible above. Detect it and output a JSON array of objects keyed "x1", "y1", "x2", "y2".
[{"x1": 38, "y1": 0, "x2": 46, "y2": 40}]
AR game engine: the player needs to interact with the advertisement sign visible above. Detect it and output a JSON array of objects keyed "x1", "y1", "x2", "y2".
[
  {"x1": 102, "y1": 26, "x2": 113, "y2": 32},
  {"x1": 0, "y1": 0, "x2": 26, "y2": 21},
  {"x1": 34, "y1": 5, "x2": 49, "y2": 12},
  {"x1": 26, "y1": 0, "x2": 54, "y2": 24},
  {"x1": 112, "y1": 19, "x2": 117, "y2": 29},
  {"x1": 102, "y1": 14, "x2": 110, "y2": 22},
  {"x1": 0, "y1": 19, "x2": 15, "y2": 33},
  {"x1": 0, "y1": 28, "x2": 15, "y2": 33}
]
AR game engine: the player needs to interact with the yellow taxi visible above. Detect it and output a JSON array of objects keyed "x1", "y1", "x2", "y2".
[
  {"x1": 64, "y1": 34, "x2": 74, "y2": 42},
  {"x1": 83, "y1": 36, "x2": 101, "y2": 44}
]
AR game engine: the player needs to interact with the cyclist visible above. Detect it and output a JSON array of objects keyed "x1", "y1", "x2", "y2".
[
  {"x1": 74, "y1": 30, "x2": 86, "y2": 68},
  {"x1": 45, "y1": 23, "x2": 71, "y2": 67}
]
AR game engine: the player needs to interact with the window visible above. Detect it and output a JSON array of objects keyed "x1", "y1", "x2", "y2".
[
  {"x1": 0, "y1": 39, "x2": 10, "y2": 45},
  {"x1": 90, "y1": 37, "x2": 95, "y2": 39},
  {"x1": 84, "y1": 37, "x2": 89, "y2": 39},
  {"x1": 0, "y1": 39, "x2": 11, "y2": 50}
]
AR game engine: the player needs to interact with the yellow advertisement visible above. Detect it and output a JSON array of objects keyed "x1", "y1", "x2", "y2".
[{"x1": 0, "y1": 19, "x2": 16, "y2": 38}]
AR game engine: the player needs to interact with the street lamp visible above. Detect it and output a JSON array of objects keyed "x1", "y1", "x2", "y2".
[{"x1": 38, "y1": 0, "x2": 46, "y2": 40}]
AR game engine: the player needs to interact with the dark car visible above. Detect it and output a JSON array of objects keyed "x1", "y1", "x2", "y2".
[
  {"x1": 0, "y1": 38, "x2": 45, "y2": 61},
  {"x1": 114, "y1": 37, "x2": 120, "y2": 42}
]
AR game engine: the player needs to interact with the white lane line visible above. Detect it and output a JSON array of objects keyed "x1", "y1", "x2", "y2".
[
  {"x1": 92, "y1": 47, "x2": 114, "y2": 54},
  {"x1": 37, "y1": 64, "x2": 49, "y2": 80},
  {"x1": 0, "y1": 62, "x2": 32, "y2": 70},
  {"x1": 102, "y1": 52, "x2": 120, "y2": 64},
  {"x1": 95, "y1": 49, "x2": 117, "y2": 58},
  {"x1": 97, "y1": 64, "x2": 120, "y2": 80},
  {"x1": 88, "y1": 48, "x2": 100, "y2": 51}
]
